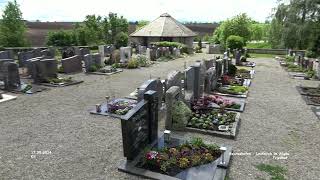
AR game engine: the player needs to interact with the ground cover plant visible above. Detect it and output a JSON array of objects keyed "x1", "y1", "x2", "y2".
[
  {"x1": 218, "y1": 85, "x2": 248, "y2": 95},
  {"x1": 187, "y1": 109, "x2": 237, "y2": 131}
]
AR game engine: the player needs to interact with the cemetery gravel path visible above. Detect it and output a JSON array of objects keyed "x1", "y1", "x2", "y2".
[{"x1": 1, "y1": 54, "x2": 320, "y2": 180}]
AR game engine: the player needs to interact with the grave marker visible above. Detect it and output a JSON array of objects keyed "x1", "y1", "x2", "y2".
[
  {"x1": 137, "y1": 79, "x2": 163, "y2": 107},
  {"x1": 120, "y1": 90, "x2": 158, "y2": 160},
  {"x1": 120, "y1": 47, "x2": 132, "y2": 63},
  {"x1": 61, "y1": 55, "x2": 82, "y2": 73}
]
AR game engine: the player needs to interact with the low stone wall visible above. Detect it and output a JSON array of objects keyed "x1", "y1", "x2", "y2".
[{"x1": 247, "y1": 48, "x2": 287, "y2": 55}]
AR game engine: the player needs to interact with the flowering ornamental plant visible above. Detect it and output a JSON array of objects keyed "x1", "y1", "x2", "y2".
[
  {"x1": 192, "y1": 95, "x2": 240, "y2": 110},
  {"x1": 142, "y1": 138, "x2": 221, "y2": 175},
  {"x1": 107, "y1": 99, "x2": 137, "y2": 115}
]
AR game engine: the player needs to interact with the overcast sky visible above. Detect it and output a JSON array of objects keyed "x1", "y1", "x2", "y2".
[{"x1": 0, "y1": 0, "x2": 278, "y2": 23}]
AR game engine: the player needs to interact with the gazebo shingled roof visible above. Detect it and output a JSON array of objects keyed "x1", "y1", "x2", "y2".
[{"x1": 130, "y1": 13, "x2": 197, "y2": 37}]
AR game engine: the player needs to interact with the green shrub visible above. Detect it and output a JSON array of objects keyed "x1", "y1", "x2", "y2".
[
  {"x1": 195, "y1": 45, "x2": 202, "y2": 53},
  {"x1": 89, "y1": 65, "x2": 98, "y2": 72},
  {"x1": 306, "y1": 50, "x2": 317, "y2": 58},
  {"x1": 228, "y1": 64, "x2": 237, "y2": 76},
  {"x1": 172, "y1": 101, "x2": 192, "y2": 130},
  {"x1": 111, "y1": 63, "x2": 121, "y2": 69},
  {"x1": 134, "y1": 54, "x2": 148, "y2": 67},
  {"x1": 306, "y1": 70, "x2": 315, "y2": 79},
  {"x1": 226, "y1": 35, "x2": 245, "y2": 50},
  {"x1": 127, "y1": 60, "x2": 139, "y2": 69},
  {"x1": 115, "y1": 32, "x2": 128, "y2": 49},
  {"x1": 58, "y1": 66, "x2": 64, "y2": 73},
  {"x1": 285, "y1": 56, "x2": 295, "y2": 62},
  {"x1": 240, "y1": 56, "x2": 247, "y2": 62},
  {"x1": 153, "y1": 41, "x2": 188, "y2": 54},
  {"x1": 46, "y1": 30, "x2": 77, "y2": 46}
]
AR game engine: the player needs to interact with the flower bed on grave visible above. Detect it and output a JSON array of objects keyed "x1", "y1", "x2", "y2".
[
  {"x1": 40, "y1": 77, "x2": 83, "y2": 87},
  {"x1": 236, "y1": 68, "x2": 254, "y2": 79},
  {"x1": 0, "y1": 81, "x2": 47, "y2": 94},
  {"x1": 302, "y1": 96, "x2": 320, "y2": 106},
  {"x1": 87, "y1": 64, "x2": 123, "y2": 75},
  {"x1": 186, "y1": 109, "x2": 238, "y2": 133},
  {"x1": 214, "y1": 85, "x2": 249, "y2": 98},
  {"x1": 138, "y1": 138, "x2": 222, "y2": 176},
  {"x1": 297, "y1": 86, "x2": 320, "y2": 96},
  {"x1": 279, "y1": 56, "x2": 315, "y2": 80},
  {"x1": 191, "y1": 95, "x2": 245, "y2": 112},
  {"x1": 90, "y1": 98, "x2": 138, "y2": 118},
  {"x1": 221, "y1": 75, "x2": 251, "y2": 87}
]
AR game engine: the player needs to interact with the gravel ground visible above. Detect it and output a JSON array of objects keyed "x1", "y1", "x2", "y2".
[{"x1": 1, "y1": 54, "x2": 319, "y2": 180}]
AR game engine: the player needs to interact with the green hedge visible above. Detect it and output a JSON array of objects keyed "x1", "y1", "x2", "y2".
[{"x1": 152, "y1": 41, "x2": 188, "y2": 54}]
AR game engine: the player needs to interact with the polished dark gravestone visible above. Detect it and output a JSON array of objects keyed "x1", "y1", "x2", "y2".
[
  {"x1": 118, "y1": 90, "x2": 232, "y2": 180},
  {"x1": 121, "y1": 90, "x2": 159, "y2": 160}
]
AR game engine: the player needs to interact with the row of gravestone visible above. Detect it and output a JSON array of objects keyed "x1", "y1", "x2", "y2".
[
  {"x1": 119, "y1": 57, "x2": 232, "y2": 161},
  {"x1": 134, "y1": 45, "x2": 181, "y2": 61},
  {"x1": 293, "y1": 54, "x2": 320, "y2": 79},
  {"x1": 133, "y1": 58, "x2": 231, "y2": 108},
  {"x1": 18, "y1": 48, "x2": 55, "y2": 67}
]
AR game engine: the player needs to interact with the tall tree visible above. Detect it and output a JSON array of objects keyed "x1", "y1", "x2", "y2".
[
  {"x1": 213, "y1": 13, "x2": 252, "y2": 47},
  {"x1": 269, "y1": 0, "x2": 320, "y2": 52},
  {"x1": 0, "y1": 0, "x2": 28, "y2": 47}
]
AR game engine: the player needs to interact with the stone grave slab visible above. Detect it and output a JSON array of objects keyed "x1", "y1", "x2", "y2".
[
  {"x1": 311, "y1": 107, "x2": 320, "y2": 120},
  {"x1": 90, "y1": 98, "x2": 138, "y2": 119},
  {"x1": 86, "y1": 67, "x2": 123, "y2": 76},
  {"x1": 288, "y1": 72, "x2": 308, "y2": 80},
  {"x1": 40, "y1": 78, "x2": 83, "y2": 87},
  {"x1": 0, "y1": 92, "x2": 17, "y2": 103},
  {"x1": 0, "y1": 80, "x2": 48, "y2": 94},
  {"x1": 296, "y1": 86, "x2": 320, "y2": 97},
  {"x1": 302, "y1": 95, "x2": 320, "y2": 106},
  {"x1": 118, "y1": 135, "x2": 232, "y2": 180},
  {"x1": 211, "y1": 86, "x2": 249, "y2": 98},
  {"x1": 184, "y1": 113, "x2": 241, "y2": 139}
]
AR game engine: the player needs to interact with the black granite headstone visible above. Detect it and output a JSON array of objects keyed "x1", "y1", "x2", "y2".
[{"x1": 120, "y1": 90, "x2": 158, "y2": 160}]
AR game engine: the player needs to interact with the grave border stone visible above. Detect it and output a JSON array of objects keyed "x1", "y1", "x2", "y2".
[{"x1": 0, "y1": 92, "x2": 17, "y2": 103}]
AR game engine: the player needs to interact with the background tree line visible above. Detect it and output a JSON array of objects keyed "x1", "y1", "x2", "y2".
[
  {"x1": 46, "y1": 13, "x2": 129, "y2": 48},
  {"x1": 269, "y1": 0, "x2": 320, "y2": 56}
]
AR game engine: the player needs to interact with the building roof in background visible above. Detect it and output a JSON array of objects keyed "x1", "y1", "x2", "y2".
[{"x1": 130, "y1": 13, "x2": 197, "y2": 37}]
